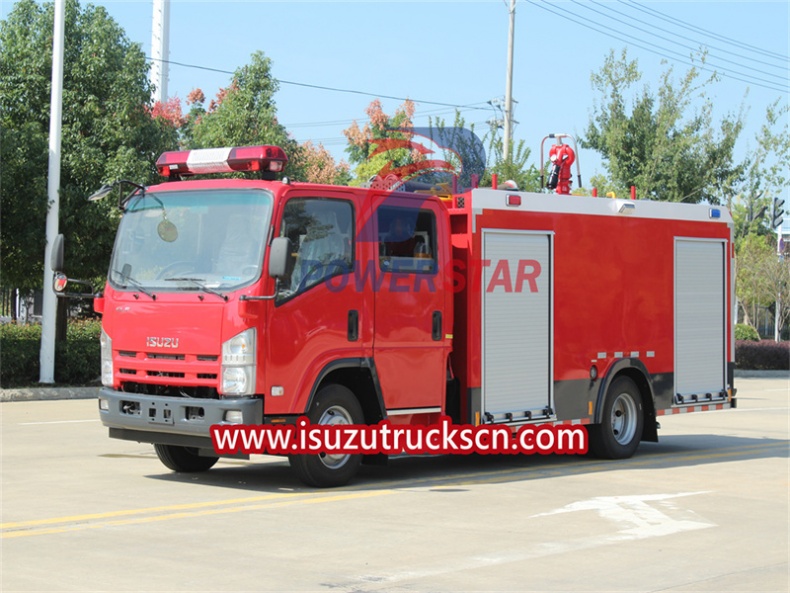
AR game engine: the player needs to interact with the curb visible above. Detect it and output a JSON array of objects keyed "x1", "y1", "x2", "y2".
[{"x1": 0, "y1": 386, "x2": 100, "y2": 403}]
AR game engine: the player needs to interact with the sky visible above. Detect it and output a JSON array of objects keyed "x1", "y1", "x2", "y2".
[{"x1": 2, "y1": 0, "x2": 789, "y2": 204}]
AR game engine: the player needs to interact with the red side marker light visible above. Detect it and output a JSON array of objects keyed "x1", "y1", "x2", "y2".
[
  {"x1": 507, "y1": 194, "x2": 522, "y2": 207},
  {"x1": 53, "y1": 273, "x2": 68, "y2": 293}
]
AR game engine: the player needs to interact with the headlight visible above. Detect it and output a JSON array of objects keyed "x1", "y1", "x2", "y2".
[
  {"x1": 100, "y1": 329, "x2": 113, "y2": 387},
  {"x1": 221, "y1": 328, "x2": 256, "y2": 396}
]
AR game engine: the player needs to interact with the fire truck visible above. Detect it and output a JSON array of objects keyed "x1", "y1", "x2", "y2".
[{"x1": 52, "y1": 142, "x2": 736, "y2": 487}]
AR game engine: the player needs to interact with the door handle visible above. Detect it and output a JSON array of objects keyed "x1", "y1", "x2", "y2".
[
  {"x1": 432, "y1": 311, "x2": 442, "y2": 341},
  {"x1": 348, "y1": 310, "x2": 359, "y2": 342}
]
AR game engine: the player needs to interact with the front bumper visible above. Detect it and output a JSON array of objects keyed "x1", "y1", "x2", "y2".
[{"x1": 98, "y1": 387, "x2": 263, "y2": 447}]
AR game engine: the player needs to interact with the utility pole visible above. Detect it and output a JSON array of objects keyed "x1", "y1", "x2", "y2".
[
  {"x1": 150, "y1": 0, "x2": 171, "y2": 104},
  {"x1": 39, "y1": 0, "x2": 65, "y2": 383},
  {"x1": 774, "y1": 197, "x2": 786, "y2": 342},
  {"x1": 503, "y1": 0, "x2": 517, "y2": 163}
]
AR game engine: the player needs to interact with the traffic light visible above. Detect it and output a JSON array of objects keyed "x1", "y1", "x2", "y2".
[{"x1": 772, "y1": 197, "x2": 785, "y2": 229}]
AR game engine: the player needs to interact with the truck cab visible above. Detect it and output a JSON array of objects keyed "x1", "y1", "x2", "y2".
[{"x1": 85, "y1": 145, "x2": 453, "y2": 486}]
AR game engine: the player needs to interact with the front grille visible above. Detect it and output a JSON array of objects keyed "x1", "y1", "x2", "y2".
[{"x1": 115, "y1": 349, "x2": 221, "y2": 399}]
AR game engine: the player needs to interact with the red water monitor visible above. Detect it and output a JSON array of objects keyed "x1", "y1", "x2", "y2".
[{"x1": 546, "y1": 143, "x2": 576, "y2": 195}]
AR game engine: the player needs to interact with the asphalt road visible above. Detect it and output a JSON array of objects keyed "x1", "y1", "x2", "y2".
[{"x1": 1, "y1": 377, "x2": 788, "y2": 592}]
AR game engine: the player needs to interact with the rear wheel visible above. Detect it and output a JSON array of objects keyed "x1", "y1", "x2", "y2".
[
  {"x1": 589, "y1": 376, "x2": 644, "y2": 459},
  {"x1": 289, "y1": 384, "x2": 364, "y2": 487},
  {"x1": 154, "y1": 444, "x2": 219, "y2": 472}
]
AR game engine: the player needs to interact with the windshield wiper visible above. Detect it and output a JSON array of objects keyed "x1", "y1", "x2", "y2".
[
  {"x1": 112, "y1": 269, "x2": 156, "y2": 300},
  {"x1": 164, "y1": 277, "x2": 228, "y2": 301}
]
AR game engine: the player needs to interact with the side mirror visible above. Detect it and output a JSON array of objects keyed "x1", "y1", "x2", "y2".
[
  {"x1": 268, "y1": 237, "x2": 290, "y2": 278},
  {"x1": 51, "y1": 234, "x2": 65, "y2": 272},
  {"x1": 87, "y1": 184, "x2": 115, "y2": 202},
  {"x1": 49, "y1": 234, "x2": 95, "y2": 297},
  {"x1": 53, "y1": 272, "x2": 69, "y2": 293}
]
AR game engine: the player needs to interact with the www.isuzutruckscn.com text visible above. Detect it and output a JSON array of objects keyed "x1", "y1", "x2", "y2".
[{"x1": 211, "y1": 416, "x2": 588, "y2": 456}]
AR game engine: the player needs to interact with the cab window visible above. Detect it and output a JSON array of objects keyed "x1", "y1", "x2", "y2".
[
  {"x1": 276, "y1": 198, "x2": 353, "y2": 302},
  {"x1": 378, "y1": 206, "x2": 436, "y2": 274}
]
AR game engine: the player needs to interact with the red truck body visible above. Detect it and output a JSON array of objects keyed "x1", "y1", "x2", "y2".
[{"x1": 92, "y1": 146, "x2": 735, "y2": 485}]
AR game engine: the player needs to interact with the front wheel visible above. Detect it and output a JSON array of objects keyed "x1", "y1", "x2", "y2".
[
  {"x1": 154, "y1": 444, "x2": 219, "y2": 472},
  {"x1": 289, "y1": 384, "x2": 364, "y2": 487},
  {"x1": 588, "y1": 376, "x2": 644, "y2": 459}
]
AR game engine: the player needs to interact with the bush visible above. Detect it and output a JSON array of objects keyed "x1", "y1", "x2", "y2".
[
  {"x1": 735, "y1": 323, "x2": 760, "y2": 341},
  {"x1": 735, "y1": 340, "x2": 790, "y2": 370},
  {"x1": 1, "y1": 320, "x2": 102, "y2": 387}
]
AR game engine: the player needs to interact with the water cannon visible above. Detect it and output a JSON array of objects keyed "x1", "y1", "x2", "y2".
[{"x1": 540, "y1": 134, "x2": 582, "y2": 195}]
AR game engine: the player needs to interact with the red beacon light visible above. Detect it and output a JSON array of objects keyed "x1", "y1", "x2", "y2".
[{"x1": 156, "y1": 145, "x2": 288, "y2": 179}]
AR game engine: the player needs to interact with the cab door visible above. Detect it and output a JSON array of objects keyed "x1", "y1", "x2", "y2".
[
  {"x1": 264, "y1": 191, "x2": 372, "y2": 415},
  {"x1": 372, "y1": 196, "x2": 450, "y2": 411}
]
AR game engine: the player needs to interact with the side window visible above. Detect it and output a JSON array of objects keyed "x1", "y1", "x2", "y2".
[
  {"x1": 276, "y1": 198, "x2": 353, "y2": 302},
  {"x1": 378, "y1": 206, "x2": 437, "y2": 274}
]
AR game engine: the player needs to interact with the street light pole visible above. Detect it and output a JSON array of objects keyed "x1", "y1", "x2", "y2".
[
  {"x1": 39, "y1": 0, "x2": 65, "y2": 383},
  {"x1": 150, "y1": 0, "x2": 171, "y2": 104},
  {"x1": 503, "y1": 0, "x2": 516, "y2": 163}
]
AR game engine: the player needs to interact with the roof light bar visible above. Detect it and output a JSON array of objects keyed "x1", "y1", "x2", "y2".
[{"x1": 156, "y1": 145, "x2": 288, "y2": 178}]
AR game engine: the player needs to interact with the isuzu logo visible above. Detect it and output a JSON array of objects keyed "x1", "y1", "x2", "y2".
[{"x1": 146, "y1": 336, "x2": 179, "y2": 348}]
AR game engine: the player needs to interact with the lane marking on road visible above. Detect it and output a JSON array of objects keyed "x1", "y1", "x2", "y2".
[
  {"x1": 1, "y1": 441, "x2": 785, "y2": 539},
  {"x1": 2, "y1": 493, "x2": 300, "y2": 529},
  {"x1": 18, "y1": 419, "x2": 100, "y2": 425},
  {"x1": 1, "y1": 490, "x2": 392, "y2": 539},
  {"x1": 354, "y1": 492, "x2": 715, "y2": 585},
  {"x1": 724, "y1": 407, "x2": 789, "y2": 413},
  {"x1": 530, "y1": 491, "x2": 714, "y2": 537}
]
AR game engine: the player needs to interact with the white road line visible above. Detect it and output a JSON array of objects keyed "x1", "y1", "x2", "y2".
[
  {"x1": 726, "y1": 407, "x2": 789, "y2": 413},
  {"x1": 18, "y1": 419, "x2": 100, "y2": 425},
  {"x1": 355, "y1": 492, "x2": 715, "y2": 585}
]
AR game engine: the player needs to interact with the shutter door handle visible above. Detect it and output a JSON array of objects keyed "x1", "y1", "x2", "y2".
[{"x1": 432, "y1": 311, "x2": 442, "y2": 341}]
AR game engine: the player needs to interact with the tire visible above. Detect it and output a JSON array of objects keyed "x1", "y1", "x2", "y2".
[
  {"x1": 588, "y1": 376, "x2": 644, "y2": 459},
  {"x1": 289, "y1": 384, "x2": 364, "y2": 488},
  {"x1": 154, "y1": 444, "x2": 219, "y2": 472}
]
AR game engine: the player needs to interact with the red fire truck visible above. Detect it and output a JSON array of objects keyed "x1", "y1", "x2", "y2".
[{"x1": 52, "y1": 144, "x2": 736, "y2": 487}]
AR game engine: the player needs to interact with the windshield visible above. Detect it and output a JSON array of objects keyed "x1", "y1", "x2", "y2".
[{"x1": 108, "y1": 189, "x2": 273, "y2": 292}]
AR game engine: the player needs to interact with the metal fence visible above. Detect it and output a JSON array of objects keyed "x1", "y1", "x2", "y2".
[
  {"x1": 0, "y1": 287, "x2": 15, "y2": 320},
  {"x1": 0, "y1": 288, "x2": 43, "y2": 323}
]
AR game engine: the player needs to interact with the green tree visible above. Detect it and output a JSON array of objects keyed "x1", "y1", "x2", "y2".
[
  {"x1": 292, "y1": 141, "x2": 351, "y2": 186},
  {"x1": 425, "y1": 111, "x2": 540, "y2": 192},
  {"x1": 0, "y1": 0, "x2": 177, "y2": 290},
  {"x1": 483, "y1": 134, "x2": 541, "y2": 192},
  {"x1": 736, "y1": 234, "x2": 789, "y2": 340},
  {"x1": 582, "y1": 49, "x2": 745, "y2": 204},
  {"x1": 765, "y1": 248, "x2": 790, "y2": 340},
  {"x1": 181, "y1": 51, "x2": 300, "y2": 176},
  {"x1": 736, "y1": 234, "x2": 774, "y2": 327},
  {"x1": 735, "y1": 100, "x2": 790, "y2": 236},
  {"x1": 731, "y1": 192, "x2": 773, "y2": 243},
  {"x1": 343, "y1": 99, "x2": 423, "y2": 186}
]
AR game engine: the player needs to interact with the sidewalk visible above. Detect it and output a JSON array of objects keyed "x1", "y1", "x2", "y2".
[
  {"x1": 1, "y1": 371, "x2": 786, "y2": 402},
  {"x1": 0, "y1": 386, "x2": 99, "y2": 403}
]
